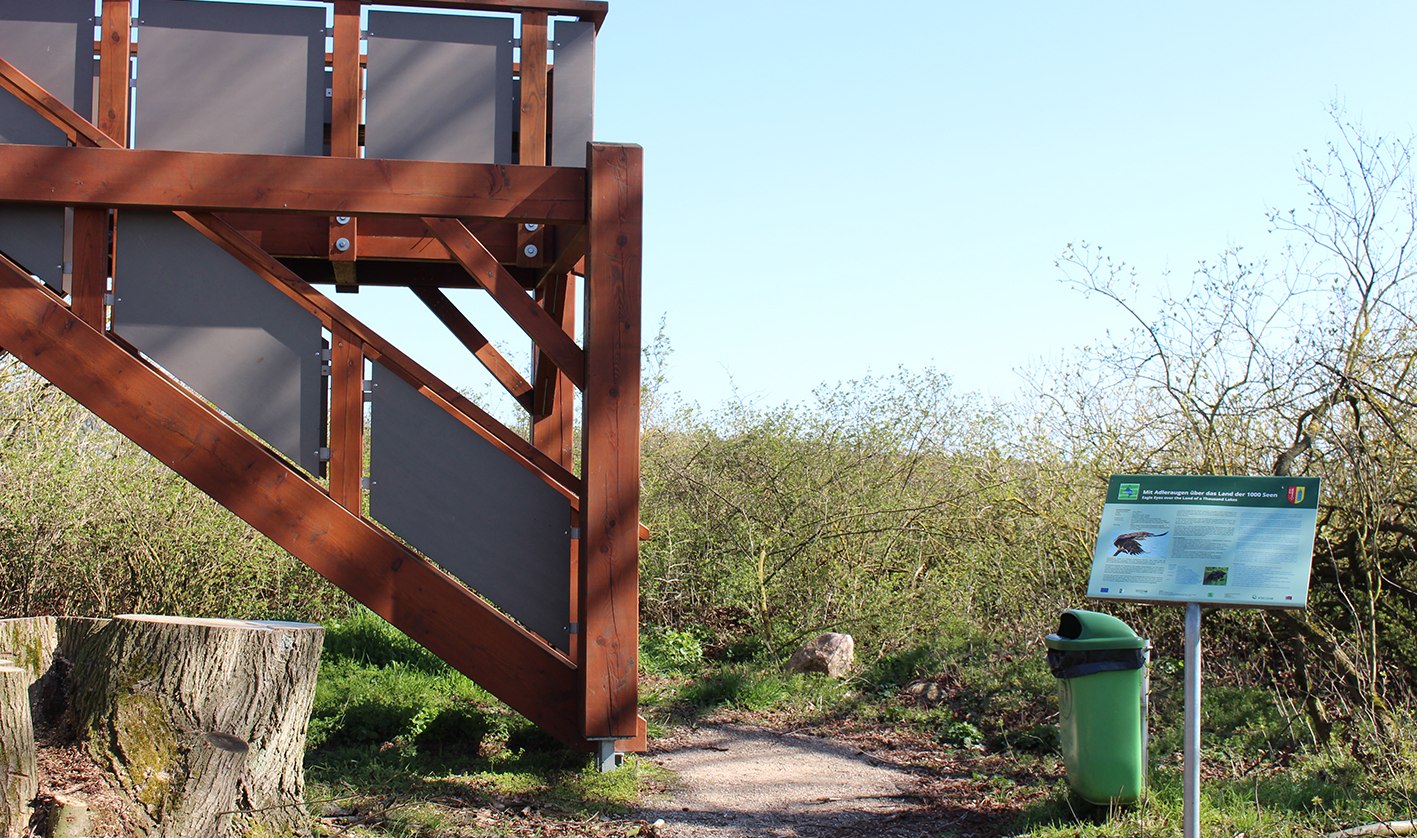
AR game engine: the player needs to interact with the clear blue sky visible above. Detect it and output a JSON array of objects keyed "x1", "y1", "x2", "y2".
[{"x1": 339, "y1": 1, "x2": 1417, "y2": 416}]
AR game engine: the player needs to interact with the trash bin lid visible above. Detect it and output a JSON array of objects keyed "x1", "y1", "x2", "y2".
[{"x1": 1043, "y1": 609, "x2": 1148, "y2": 651}]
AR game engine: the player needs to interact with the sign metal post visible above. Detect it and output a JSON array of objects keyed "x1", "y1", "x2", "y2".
[{"x1": 1183, "y1": 601, "x2": 1201, "y2": 838}]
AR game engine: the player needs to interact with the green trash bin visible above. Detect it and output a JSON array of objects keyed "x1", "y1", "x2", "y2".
[{"x1": 1044, "y1": 609, "x2": 1149, "y2": 805}]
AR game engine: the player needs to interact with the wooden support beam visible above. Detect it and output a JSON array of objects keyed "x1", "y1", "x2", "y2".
[
  {"x1": 411, "y1": 286, "x2": 535, "y2": 412},
  {"x1": 327, "y1": 322, "x2": 365, "y2": 512},
  {"x1": 532, "y1": 272, "x2": 577, "y2": 461},
  {"x1": 517, "y1": 12, "x2": 549, "y2": 267},
  {"x1": 534, "y1": 225, "x2": 588, "y2": 291},
  {"x1": 330, "y1": 0, "x2": 362, "y2": 292},
  {"x1": 70, "y1": 1, "x2": 133, "y2": 331},
  {"x1": 329, "y1": 1, "x2": 362, "y2": 161},
  {"x1": 96, "y1": 1, "x2": 132, "y2": 144},
  {"x1": 0, "y1": 254, "x2": 585, "y2": 748},
  {"x1": 423, "y1": 217, "x2": 586, "y2": 390},
  {"x1": 70, "y1": 208, "x2": 109, "y2": 330},
  {"x1": 0, "y1": 145, "x2": 587, "y2": 222},
  {"x1": 217, "y1": 214, "x2": 527, "y2": 264},
  {"x1": 579, "y1": 143, "x2": 642, "y2": 741}
]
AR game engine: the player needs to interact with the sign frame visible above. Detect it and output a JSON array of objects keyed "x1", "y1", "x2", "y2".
[{"x1": 1087, "y1": 474, "x2": 1320, "y2": 609}]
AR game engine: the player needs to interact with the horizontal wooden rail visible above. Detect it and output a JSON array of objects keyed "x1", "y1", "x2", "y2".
[{"x1": 0, "y1": 144, "x2": 586, "y2": 222}]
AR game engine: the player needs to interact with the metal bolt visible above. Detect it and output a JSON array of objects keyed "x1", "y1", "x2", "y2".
[
  {"x1": 334, "y1": 237, "x2": 351, "y2": 252},
  {"x1": 335, "y1": 216, "x2": 351, "y2": 225},
  {"x1": 523, "y1": 223, "x2": 540, "y2": 232},
  {"x1": 523, "y1": 243, "x2": 539, "y2": 258}
]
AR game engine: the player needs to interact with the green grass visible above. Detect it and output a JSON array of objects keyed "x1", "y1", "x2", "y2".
[
  {"x1": 308, "y1": 612, "x2": 1417, "y2": 837},
  {"x1": 305, "y1": 609, "x2": 665, "y2": 837},
  {"x1": 1013, "y1": 747, "x2": 1417, "y2": 836}
]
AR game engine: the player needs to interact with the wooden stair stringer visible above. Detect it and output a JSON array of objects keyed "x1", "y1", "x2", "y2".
[{"x1": 0, "y1": 256, "x2": 589, "y2": 749}]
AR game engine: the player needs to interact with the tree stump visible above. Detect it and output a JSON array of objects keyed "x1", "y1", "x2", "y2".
[
  {"x1": 0, "y1": 663, "x2": 37, "y2": 838},
  {"x1": 68, "y1": 615, "x2": 324, "y2": 837},
  {"x1": 0, "y1": 616, "x2": 111, "y2": 726}
]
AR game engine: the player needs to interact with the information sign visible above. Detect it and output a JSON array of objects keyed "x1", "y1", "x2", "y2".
[{"x1": 1087, "y1": 474, "x2": 1320, "y2": 608}]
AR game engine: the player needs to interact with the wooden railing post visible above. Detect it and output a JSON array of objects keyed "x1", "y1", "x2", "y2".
[
  {"x1": 329, "y1": 0, "x2": 361, "y2": 292},
  {"x1": 328, "y1": 322, "x2": 365, "y2": 512},
  {"x1": 72, "y1": 0, "x2": 131, "y2": 330},
  {"x1": 516, "y1": 11, "x2": 549, "y2": 267},
  {"x1": 579, "y1": 143, "x2": 642, "y2": 744}
]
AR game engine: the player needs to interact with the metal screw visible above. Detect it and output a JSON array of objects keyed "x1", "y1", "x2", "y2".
[
  {"x1": 335, "y1": 216, "x2": 351, "y2": 225},
  {"x1": 523, "y1": 244, "x2": 539, "y2": 258},
  {"x1": 334, "y1": 237, "x2": 351, "y2": 252},
  {"x1": 524, "y1": 223, "x2": 540, "y2": 232}
]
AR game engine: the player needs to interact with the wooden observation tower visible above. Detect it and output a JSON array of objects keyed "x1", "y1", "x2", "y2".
[{"x1": 0, "y1": 0, "x2": 643, "y2": 764}]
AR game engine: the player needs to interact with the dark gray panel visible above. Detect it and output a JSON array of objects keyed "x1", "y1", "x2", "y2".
[
  {"x1": 365, "y1": 11, "x2": 514, "y2": 164},
  {"x1": 550, "y1": 21, "x2": 594, "y2": 168},
  {"x1": 0, "y1": 92, "x2": 69, "y2": 146},
  {"x1": 112, "y1": 211, "x2": 323, "y2": 472},
  {"x1": 0, "y1": 206, "x2": 65, "y2": 293},
  {"x1": 368, "y1": 362, "x2": 571, "y2": 650},
  {"x1": 0, "y1": 0, "x2": 97, "y2": 144},
  {"x1": 134, "y1": 0, "x2": 325, "y2": 154}
]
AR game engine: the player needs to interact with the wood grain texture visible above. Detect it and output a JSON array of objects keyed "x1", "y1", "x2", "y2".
[
  {"x1": 330, "y1": 1, "x2": 361, "y2": 160},
  {"x1": 216, "y1": 215, "x2": 539, "y2": 270},
  {"x1": 518, "y1": 12, "x2": 549, "y2": 167},
  {"x1": 579, "y1": 143, "x2": 643, "y2": 740},
  {"x1": 516, "y1": 12, "x2": 550, "y2": 267},
  {"x1": 97, "y1": 1, "x2": 132, "y2": 144},
  {"x1": 329, "y1": 0, "x2": 362, "y2": 290},
  {"x1": 328, "y1": 322, "x2": 365, "y2": 512},
  {"x1": 0, "y1": 665, "x2": 35, "y2": 838},
  {"x1": 70, "y1": 207, "x2": 109, "y2": 330},
  {"x1": 0, "y1": 255, "x2": 586, "y2": 747},
  {"x1": 0, "y1": 145, "x2": 587, "y2": 222}
]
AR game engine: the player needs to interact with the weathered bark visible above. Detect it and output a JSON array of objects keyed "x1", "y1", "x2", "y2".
[
  {"x1": 0, "y1": 664, "x2": 37, "y2": 838},
  {"x1": 68, "y1": 615, "x2": 324, "y2": 837},
  {"x1": 0, "y1": 616, "x2": 111, "y2": 728}
]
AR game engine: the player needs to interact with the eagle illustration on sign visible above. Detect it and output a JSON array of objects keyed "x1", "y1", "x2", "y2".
[{"x1": 1113, "y1": 530, "x2": 1168, "y2": 556}]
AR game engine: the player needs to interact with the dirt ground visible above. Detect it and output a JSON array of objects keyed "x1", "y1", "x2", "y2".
[
  {"x1": 640, "y1": 724, "x2": 918, "y2": 837},
  {"x1": 637, "y1": 720, "x2": 1059, "y2": 838},
  {"x1": 24, "y1": 716, "x2": 1061, "y2": 837}
]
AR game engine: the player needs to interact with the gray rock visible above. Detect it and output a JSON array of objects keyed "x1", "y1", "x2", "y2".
[{"x1": 786, "y1": 632, "x2": 855, "y2": 678}]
